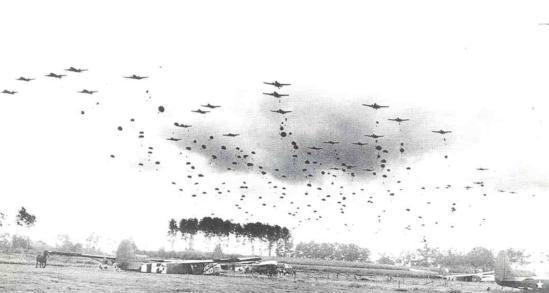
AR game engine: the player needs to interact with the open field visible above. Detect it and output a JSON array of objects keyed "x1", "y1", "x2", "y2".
[
  {"x1": 269, "y1": 257, "x2": 440, "y2": 278},
  {"x1": 271, "y1": 257, "x2": 413, "y2": 271},
  {"x1": 0, "y1": 253, "x2": 513, "y2": 293},
  {"x1": 0, "y1": 263, "x2": 505, "y2": 293}
]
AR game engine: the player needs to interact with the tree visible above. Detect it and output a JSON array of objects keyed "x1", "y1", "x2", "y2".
[
  {"x1": 435, "y1": 249, "x2": 467, "y2": 268},
  {"x1": 0, "y1": 211, "x2": 5, "y2": 227},
  {"x1": 84, "y1": 233, "x2": 101, "y2": 254},
  {"x1": 56, "y1": 234, "x2": 83, "y2": 253},
  {"x1": 318, "y1": 242, "x2": 333, "y2": 259},
  {"x1": 72, "y1": 243, "x2": 83, "y2": 253},
  {"x1": 275, "y1": 228, "x2": 293, "y2": 257},
  {"x1": 0, "y1": 233, "x2": 10, "y2": 252},
  {"x1": 15, "y1": 207, "x2": 36, "y2": 251},
  {"x1": 11, "y1": 234, "x2": 31, "y2": 251},
  {"x1": 378, "y1": 255, "x2": 396, "y2": 265},
  {"x1": 466, "y1": 247, "x2": 494, "y2": 271},
  {"x1": 506, "y1": 248, "x2": 529, "y2": 265},
  {"x1": 266, "y1": 225, "x2": 282, "y2": 257},
  {"x1": 212, "y1": 243, "x2": 223, "y2": 259},
  {"x1": 168, "y1": 219, "x2": 178, "y2": 237},
  {"x1": 173, "y1": 217, "x2": 292, "y2": 255},
  {"x1": 168, "y1": 219, "x2": 178, "y2": 250},
  {"x1": 415, "y1": 243, "x2": 440, "y2": 266},
  {"x1": 294, "y1": 241, "x2": 369, "y2": 261},
  {"x1": 185, "y1": 218, "x2": 199, "y2": 250},
  {"x1": 15, "y1": 207, "x2": 36, "y2": 227},
  {"x1": 116, "y1": 239, "x2": 137, "y2": 270}
]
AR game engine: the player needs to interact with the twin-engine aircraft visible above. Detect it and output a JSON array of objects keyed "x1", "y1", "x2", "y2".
[
  {"x1": 495, "y1": 250, "x2": 549, "y2": 290},
  {"x1": 263, "y1": 81, "x2": 291, "y2": 89}
]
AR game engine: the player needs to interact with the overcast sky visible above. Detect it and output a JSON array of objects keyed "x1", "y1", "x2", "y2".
[{"x1": 1, "y1": 0, "x2": 549, "y2": 257}]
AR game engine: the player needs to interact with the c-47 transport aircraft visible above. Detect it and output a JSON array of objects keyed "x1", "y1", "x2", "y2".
[{"x1": 495, "y1": 251, "x2": 549, "y2": 290}]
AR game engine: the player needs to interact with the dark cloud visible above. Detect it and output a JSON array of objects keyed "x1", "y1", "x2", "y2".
[{"x1": 165, "y1": 94, "x2": 447, "y2": 184}]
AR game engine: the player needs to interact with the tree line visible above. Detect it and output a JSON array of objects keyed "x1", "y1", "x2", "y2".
[
  {"x1": 385, "y1": 244, "x2": 530, "y2": 272},
  {"x1": 168, "y1": 217, "x2": 292, "y2": 256},
  {"x1": 293, "y1": 241, "x2": 370, "y2": 262}
]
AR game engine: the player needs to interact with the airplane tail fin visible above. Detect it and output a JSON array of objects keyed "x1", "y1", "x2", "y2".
[{"x1": 495, "y1": 250, "x2": 513, "y2": 283}]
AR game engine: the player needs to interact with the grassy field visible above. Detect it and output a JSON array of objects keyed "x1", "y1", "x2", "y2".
[
  {"x1": 0, "y1": 253, "x2": 511, "y2": 293},
  {"x1": 271, "y1": 257, "x2": 413, "y2": 271},
  {"x1": 268, "y1": 257, "x2": 440, "y2": 278}
]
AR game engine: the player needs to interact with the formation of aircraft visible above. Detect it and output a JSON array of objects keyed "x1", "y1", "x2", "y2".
[{"x1": 1, "y1": 65, "x2": 531, "y2": 251}]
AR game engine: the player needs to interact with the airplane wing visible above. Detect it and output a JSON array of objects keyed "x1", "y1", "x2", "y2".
[
  {"x1": 150, "y1": 256, "x2": 261, "y2": 264},
  {"x1": 441, "y1": 272, "x2": 493, "y2": 279},
  {"x1": 48, "y1": 251, "x2": 116, "y2": 261},
  {"x1": 213, "y1": 256, "x2": 261, "y2": 263},
  {"x1": 156, "y1": 259, "x2": 214, "y2": 264}
]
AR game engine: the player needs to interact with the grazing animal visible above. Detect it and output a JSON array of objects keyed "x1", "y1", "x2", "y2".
[
  {"x1": 98, "y1": 257, "x2": 110, "y2": 270},
  {"x1": 277, "y1": 263, "x2": 296, "y2": 277},
  {"x1": 35, "y1": 250, "x2": 49, "y2": 268}
]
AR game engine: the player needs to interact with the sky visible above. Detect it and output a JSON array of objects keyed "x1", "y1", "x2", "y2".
[{"x1": 1, "y1": 0, "x2": 549, "y2": 258}]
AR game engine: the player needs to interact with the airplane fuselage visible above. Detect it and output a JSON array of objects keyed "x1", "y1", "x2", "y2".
[{"x1": 496, "y1": 278, "x2": 549, "y2": 291}]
